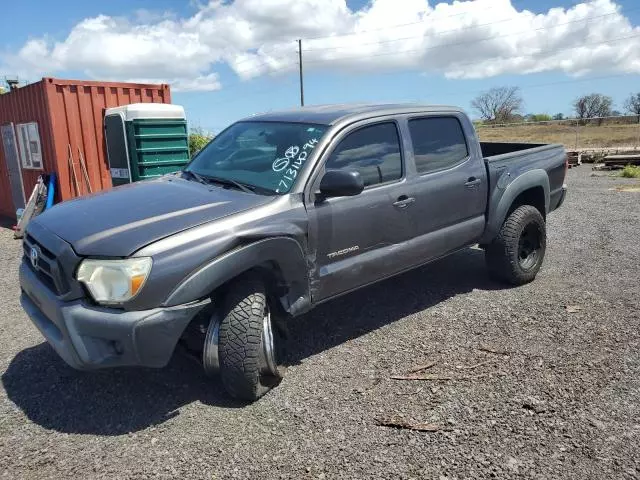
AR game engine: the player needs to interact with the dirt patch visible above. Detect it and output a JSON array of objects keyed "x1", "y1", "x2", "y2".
[{"x1": 610, "y1": 185, "x2": 640, "y2": 192}]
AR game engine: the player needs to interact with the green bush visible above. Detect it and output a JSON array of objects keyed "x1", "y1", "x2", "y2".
[
  {"x1": 529, "y1": 114, "x2": 553, "y2": 122},
  {"x1": 620, "y1": 165, "x2": 640, "y2": 178},
  {"x1": 189, "y1": 129, "x2": 214, "y2": 157}
]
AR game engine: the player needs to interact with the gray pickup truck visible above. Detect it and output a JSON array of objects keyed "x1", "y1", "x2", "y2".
[{"x1": 19, "y1": 104, "x2": 567, "y2": 400}]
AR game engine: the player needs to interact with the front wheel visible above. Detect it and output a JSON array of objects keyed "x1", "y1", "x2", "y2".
[
  {"x1": 485, "y1": 205, "x2": 547, "y2": 285},
  {"x1": 214, "y1": 274, "x2": 285, "y2": 401}
]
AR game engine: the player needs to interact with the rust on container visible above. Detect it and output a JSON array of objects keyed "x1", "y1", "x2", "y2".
[{"x1": 0, "y1": 77, "x2": 171, "y2": 218}]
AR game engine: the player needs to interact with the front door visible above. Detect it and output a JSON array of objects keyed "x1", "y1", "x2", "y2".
[
  {"x1": 1, "y1": 123, "x2": 26, "y2": 212},
  {"x1": 308, "y1": 120, "x2": 413, "y2": 301}
]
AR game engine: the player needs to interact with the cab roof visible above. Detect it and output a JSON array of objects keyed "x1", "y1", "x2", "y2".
[{"x1": 241, "y1": 103, "x2": 465, "y2": 126}]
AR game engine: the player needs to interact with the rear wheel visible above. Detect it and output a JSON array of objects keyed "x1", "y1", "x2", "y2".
[
  {"x1": 212, "y1": 274, "x2": 285, "y2": 401},
  {"x1": 485, "y1": 205, "x2": 546, "y2": 285}
]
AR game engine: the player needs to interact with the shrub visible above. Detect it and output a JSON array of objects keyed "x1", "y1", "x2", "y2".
[
  {"x1": 529, "y1": 114, "x2": 552, "y2": 122},
  {"x1": 189, "y1": 128, "x2": 214, "y2": 157},
  {"x1": 620, "y1": 165, "x2": 640, "y2": 178}
]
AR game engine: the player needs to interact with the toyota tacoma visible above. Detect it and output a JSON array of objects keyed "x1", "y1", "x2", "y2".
[{"x1": 19, "y1": 104, "x2": 568, "y2": 401}]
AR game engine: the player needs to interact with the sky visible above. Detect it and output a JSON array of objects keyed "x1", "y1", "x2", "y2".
[{"x1": 1, "y1": 0, "x2": 640, "y2": 132}]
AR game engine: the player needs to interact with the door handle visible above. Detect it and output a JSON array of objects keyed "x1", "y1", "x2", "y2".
[
  {"x1": 465, "y1": 177, "x2": 481, "y2": 188},
  {"x1": 393, "y1": 195, "x2": 415, "y2": 208}
]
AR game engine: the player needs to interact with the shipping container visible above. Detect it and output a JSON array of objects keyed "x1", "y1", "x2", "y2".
[{"x1": 0, "y1": 77, "x2": 171, "y2": 219}]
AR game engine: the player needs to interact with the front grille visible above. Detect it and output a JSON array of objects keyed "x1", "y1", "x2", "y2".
[{"x1": 23, "y1": 234, "x2": 69, "y2": 295}]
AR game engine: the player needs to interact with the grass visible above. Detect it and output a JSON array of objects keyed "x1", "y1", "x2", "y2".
[
  {"x1": 620, "y1": 165, "x2": 640, "y2": 178},
  {"x1": 476, "y1": 123, "x2": 640, "y2": 149}
]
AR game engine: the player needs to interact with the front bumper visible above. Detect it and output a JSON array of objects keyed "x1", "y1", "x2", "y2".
[{"x1": 19, "y1": 261, "x2": 209, "y2": 370}]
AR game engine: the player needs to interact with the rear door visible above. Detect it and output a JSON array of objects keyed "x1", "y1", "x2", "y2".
[
  {"x1": 1, "y1": 123, "x2": 26, "y2": 211},
  {"x1": 401, "y1": 115, "x2": 487, "y2": 260},
  {"x1": 104, "y1": 114, "x2": 132, "y2": 186},
  {"x1": 307, "y1": 120, "x2": 413, "y2": 301}
]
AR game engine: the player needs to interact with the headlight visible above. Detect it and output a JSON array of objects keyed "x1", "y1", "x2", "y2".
[{"x1": 76, "y1": 257, "x2": 152, "y2": 305}]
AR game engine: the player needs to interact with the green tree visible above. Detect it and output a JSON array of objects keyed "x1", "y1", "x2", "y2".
[{"x1": 188, "y1": 127, "x2": 214, "y2": 157}]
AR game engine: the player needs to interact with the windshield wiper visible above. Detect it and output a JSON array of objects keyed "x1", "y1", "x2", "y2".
[
  {"x1": 181, "y1": 169, "x2": 209, "y2": 185},
  {"x1": 182, "y1": 170, "x2": 268, "y2": 195},
  {"x1": 205, "y1": 176, "x2": 255, "y2": 194}
]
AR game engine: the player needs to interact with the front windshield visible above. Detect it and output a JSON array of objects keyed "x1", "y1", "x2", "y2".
[{"x1": 186, "y1": 121, "x2": 328, "y2": 194}]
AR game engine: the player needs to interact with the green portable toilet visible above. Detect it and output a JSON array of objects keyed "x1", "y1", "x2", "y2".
[{"x1": 104, "y1": 103, "x2": 189, "y2": 186}]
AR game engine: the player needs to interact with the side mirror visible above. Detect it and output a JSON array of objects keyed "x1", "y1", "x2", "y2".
[{"x1": 319, "y1": 170, "x2": 364, "y2": 198}]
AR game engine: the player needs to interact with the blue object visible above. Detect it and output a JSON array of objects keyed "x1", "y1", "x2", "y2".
[{"x1": 45, "y1": 173, "x2": 56, "y2": 210}]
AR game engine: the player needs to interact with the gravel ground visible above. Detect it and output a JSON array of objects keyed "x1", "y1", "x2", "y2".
[{"x1": 1, "y1": 167, "x2": 639, "y2": 479}]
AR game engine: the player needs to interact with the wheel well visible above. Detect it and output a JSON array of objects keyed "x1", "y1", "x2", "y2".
[
  {"x1": 211, "y1": 262, "x2": 288, "y2": 314},
  {"x1": 251, "y1": 262, "x2": 287, "y2": 297},
  {"x1": 508, "y1": 187, "x2": 546, "y2": 219},
  {"x1": 179, "y1": 262, "x2": 288, "y2": 354}
]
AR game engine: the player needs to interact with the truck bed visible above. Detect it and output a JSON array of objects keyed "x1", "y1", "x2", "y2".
[
  {"x1": 479, "y1": 141, "x2": 567, "y2": 244},
  {"x1": 480, "y1": 142, "x2": 566, "y2": 199},
  {"x1": 480, "y1": 142, "x2": 550, "y2": 159}
]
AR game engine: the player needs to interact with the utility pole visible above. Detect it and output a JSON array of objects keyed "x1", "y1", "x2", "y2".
[{"x1": 298, "y1": 39, "x2": 304, "y2": 107}]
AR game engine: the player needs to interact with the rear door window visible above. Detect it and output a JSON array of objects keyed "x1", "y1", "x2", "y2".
[
  {"x1": 408, "y1": 117, "x2": 469, "y2": 174},
  {"x1": 326, "y1": 122, "x2": 402, "y2": 187}
]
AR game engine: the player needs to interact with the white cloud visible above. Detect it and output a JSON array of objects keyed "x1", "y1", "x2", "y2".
[{"x1": 1, "y1": 0, "x2": 639, "y2": 91}]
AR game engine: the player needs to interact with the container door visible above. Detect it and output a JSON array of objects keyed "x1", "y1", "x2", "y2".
[
  {"x1": 104, "y1": 114, "x2": 131, "y2": 186},
  {"x1": 1, "y1": 123, "x2": 26, "y2": 211}
]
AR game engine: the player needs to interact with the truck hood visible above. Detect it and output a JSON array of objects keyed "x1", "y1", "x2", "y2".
[{"x1": 31, "y1": 176, "x2": 274, "y2": 256}]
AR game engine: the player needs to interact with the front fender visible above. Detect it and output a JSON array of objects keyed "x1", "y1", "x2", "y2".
[
  {"x1": 163, "y1": 237, "x2": 309, "y2": 312},
  {"x1": 481, "y1": 168, "x2": 550, "y2": 243}
]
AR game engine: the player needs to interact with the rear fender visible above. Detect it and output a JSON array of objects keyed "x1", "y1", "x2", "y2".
[
  {"x1": 163, "y1": 237, "x2": 310, "y2": 315},
  {"x1": 481, "y1": 169, "x2": 550, "y2": 243}
]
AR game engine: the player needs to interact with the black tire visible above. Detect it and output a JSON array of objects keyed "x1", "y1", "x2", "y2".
[
  {"x1": 485, "y1": 205, "x2": 547, "y2": 285},
  {"x1": 217, "y1": 274, "x2": 284, "y2": 401}
]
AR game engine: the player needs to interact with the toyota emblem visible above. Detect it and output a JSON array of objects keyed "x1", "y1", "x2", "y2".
[{"x1": 30, "y1": 246, "x2": 39, "y2": 270}]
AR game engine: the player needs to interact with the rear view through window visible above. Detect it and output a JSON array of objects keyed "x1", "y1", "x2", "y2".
[{"x1": 409, "y1": 117, "x2": 468, "y2": 174}]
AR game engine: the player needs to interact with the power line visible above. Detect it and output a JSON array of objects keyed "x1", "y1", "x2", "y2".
[
  {"x1": 302, "y1": 32, "x2": 640, "y2": 72},
  {"x1": 223, "y1": 6, "x2": 636, "y2": 81},
  {"x1": 303, "y1": 7, "x2": 638, "y2": 53},
  {"x1": 300, "y1": 0, "x2": 596, "y2": 42},
  {"x1": 303, "y1": 8, "x2": 639, "y2": 62},
  {"x1": 206, "y1": 76, "x2": 298, "y2": 107},
  {"x1": 205, "y1": 31, "x2": 639, "y2": 109},
  {"x1": 304, "y1": 15, "x2": 524, "y2": 53},
  {"x1": 204, "y1": 31, "x2": 639, "y2": 106},
  {"x1": 221, "y1": 0, "x2": 555, "y2": 68},
  {"x1": 206, "y1": 0, "x2": 635, "y2": 89},
  {"x1": 302, "y1": 4, "x2": 503, "y2": 41},
  {"x1": 202, "y1": 0, "x2": 626, "y2": 76},
  {"x1": 203, "y1": 6, "x2": 639, "y2": 105}
]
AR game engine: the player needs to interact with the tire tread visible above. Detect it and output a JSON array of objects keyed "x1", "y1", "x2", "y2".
[
  {"x1": 486, "y1": 205, "x2": 546, "y2": 285},
  {"x1": 218, "y1": 275, "x2": 277, "y2": 401}
]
